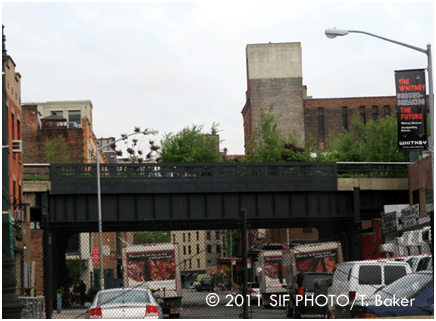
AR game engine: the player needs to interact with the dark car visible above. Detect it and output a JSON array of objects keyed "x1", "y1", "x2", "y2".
[
  {"x1": 341, "y1": 271, "x2": 433, "y2": 319},
  {"x1": 283, "y1": 272, "x2": 333, "y2": 318},
  {"x1": 196, "y1": 277, "x2": 214, "y2": 292}
]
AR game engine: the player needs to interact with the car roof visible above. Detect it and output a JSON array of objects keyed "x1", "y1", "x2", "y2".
[
  {"x1": 297, "y1": 272, "x2": 333, "y2": 275},
  {"x1": 339, "y1": 260, "x2": 410, "y2": 265},
  {"x1": 98, "y1": 287, "x2": 151, "y2": 293}
]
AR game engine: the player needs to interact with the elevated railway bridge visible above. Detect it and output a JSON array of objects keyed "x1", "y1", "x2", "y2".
[{"x1": 24, "y1": 162, "x2": 409, "y2": 291}]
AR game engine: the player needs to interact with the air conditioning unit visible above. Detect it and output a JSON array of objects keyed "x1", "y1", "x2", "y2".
[
  {"x1": 12, "y1": 140, "x2": 22, "y2": 153},
  {"x1": 13, "y1": 210, "x2": 22, "y2": 222}
]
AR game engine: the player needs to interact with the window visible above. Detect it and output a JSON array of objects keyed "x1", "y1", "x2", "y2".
[
  {"x1": 183, "y1": 233, "x2": 186, "y2": 242},
  {"x1": 207, "y1": 245, "x2": 212, "y2": 253},
  {"x1": 197, "y1": 244, "x2": 200, "y2": 254},
  {"x1": 183, "y1": 246, "x2": 186, "y2": 255},
  {"x1": 196, "y1": 232, "x2": 199, "y2": 241},
  {"x1": 384, "y1": 266, "x2": 407, "y2": 285},
  {"x1": 189, "y1": 259, "x2": 192, "y2": 269},
  {"x1": 188, "y1": 245, "x2": 191, "y2": 255},
  {"x1": 188, "y1": 232, "x2": 191, "y2": 241},
  {"x1": 359, "y1": 106, "x2": 366, "y2": 124},
  {"x1": 372, "y1": 106, "x2": 378, "y2": 121},
  {"x1": 207, "y1": 232, "x2": 211, "y2": 240},
  {"x1": 358, "y1": 265, "x2": 381, "y2": 285},
  {"x1": 342, "y1": 106, "x2": 348, "y2": 130},
  {"x1": 197, "y1": 259, "x2": 200, "y2": 268},
  {"x1": 318, "y1": 107, "x2": 325, "y2": 142},
  {"x1": 68, "y1": 110, "x2": 81, "y2": 124},
  {"x1": 216, "y1": 245, "x2": 221, "y2": 253},
  {"x1": 172, "y1": 234, "x2": 176, "y2": 242},
  {"x1": 384, "y1": 105, "x2": 390, "y2": 117},
  {"x1": 184, "y1": 260, "x2": 186, "y2": 268},
  {"x1": 216, "y1": 231, "x2": 220, "y2": 240}
]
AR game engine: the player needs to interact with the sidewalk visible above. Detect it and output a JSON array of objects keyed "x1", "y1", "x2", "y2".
[{"x1": 51, "y1": 305, "x2": 88, "y2": 319}]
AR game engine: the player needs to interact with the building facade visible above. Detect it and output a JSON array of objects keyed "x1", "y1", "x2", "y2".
[
  {"x1": 242, "y1": 43, "x2": 306, "y2": 153},
  {"x1": 21, "y1": 100, "x2": 114, "y2": 295}
]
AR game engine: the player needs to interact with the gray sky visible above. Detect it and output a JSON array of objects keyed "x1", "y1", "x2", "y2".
[{"x1": 2, "y1": 2, "x2": 434, "y2": 156}]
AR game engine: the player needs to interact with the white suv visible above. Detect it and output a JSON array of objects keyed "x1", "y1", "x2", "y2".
[{"x1": 328, "y1": 260, "x2": 412, "y2": 318}]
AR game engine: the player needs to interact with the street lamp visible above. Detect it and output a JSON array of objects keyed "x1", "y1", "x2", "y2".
[
  {"x1": 325, "y1": 27, "x2": 434, "y2": 192},
  {"x1": 96, "y1": 129, "x2": 158, "y2": 290}
]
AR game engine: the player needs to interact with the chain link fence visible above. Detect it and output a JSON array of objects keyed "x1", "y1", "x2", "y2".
[{"x1": 11, "y1": 209, "x2": 432, "y2": 319}]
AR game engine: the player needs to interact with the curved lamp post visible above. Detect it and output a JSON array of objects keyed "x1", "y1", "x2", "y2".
[
  {"x1": 97, "y1": 129, "x2": 158, "y2": 290},
  {"x1": 325, "y1": 27, "x2": 434, "y2": 193}
]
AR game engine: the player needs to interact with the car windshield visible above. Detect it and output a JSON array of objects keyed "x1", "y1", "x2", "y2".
[
  {"x1": 99, "y1": 290, "x2": 150, "y2": 305},
  {"x1": 370, "y1": 273, "x2": 432, "y2": 301}
]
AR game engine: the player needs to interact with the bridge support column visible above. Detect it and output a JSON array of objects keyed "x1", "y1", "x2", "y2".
[
  {"x1": 240, "y1": 209, "x2": 249, "y2": 319},
  {"x1": 42, "y1": 192, "x2": 53, "y2": 319},
  {"x1": 351, "y1": 187, "x2": 361, "y2": 261}
]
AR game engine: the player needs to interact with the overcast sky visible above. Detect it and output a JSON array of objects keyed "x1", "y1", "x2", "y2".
[{"x1": 2, "y1": 2, "x2": 434, "y2": 156}]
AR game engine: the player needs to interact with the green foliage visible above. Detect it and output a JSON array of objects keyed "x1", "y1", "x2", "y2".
[
  {"x1": 159, "y1": 124, "x2": 224, "y2": 163},
  {"x1": 325, "y1": 111, "x2": 408, "y2": 162},
  {"x1": 45, "y1": 135, "x2": 70, "y2": 163},
  {"x1": 134, "y1": 231, "x2": 171, "y2": 244},
  {"x1": 245, "y1": 105, "x2": 311, "y2": 162},
  {"x1": 66, "y1": 259, "x2": 85, "y2": 283}
]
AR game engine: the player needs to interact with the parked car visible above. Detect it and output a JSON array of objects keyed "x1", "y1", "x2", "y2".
[
  {"x1": 88, "y1": 287, "x2": 163, "y2": 319},
  {"x1": 328, "y1": 260, "x2": 412, "y2": 318},
  {"x1": 195, "y1": 277, "x2": 214, "y2": 292},
  {"x1": 345, "y1": 271, "x2": 433, "y2": 318},
  {"x1": 283, "y1": 272, "x2": 333, "y2": 318}
]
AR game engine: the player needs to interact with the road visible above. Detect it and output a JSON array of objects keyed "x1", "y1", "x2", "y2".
[{"x1": 52, "y1": 289, "x2": 290, "y2": 319}]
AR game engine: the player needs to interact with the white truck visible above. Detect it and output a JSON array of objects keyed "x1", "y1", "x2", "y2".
[
  {"x1": 122, "y1": 243, "x2": 182, "y2": 318},
  {"x1": 282, "y1": 241, "x2": 344, "y2": 284},
  {"x1": 258, "y1": 249, "x2": 288, "y2": 308}
]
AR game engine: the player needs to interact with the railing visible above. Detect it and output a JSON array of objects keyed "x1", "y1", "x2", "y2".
[
  {"x1": 337, "y1": 162, "x2": 409, "y2": 178},
  {"x1": 50, "y1": 162, "x2": 337, "y2": 180},
  {"x1": 18, "y1": 296, "x2": 45, "y2": 319},
  {"x1": 23, "y1": 163, "x2": 51, "y2": 181},
  {"x1": 24, "y1": 162, "x2": 411, "y2": 181}
]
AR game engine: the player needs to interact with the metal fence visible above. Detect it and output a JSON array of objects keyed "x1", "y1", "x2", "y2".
[
  {"x1": 13, "y1": 209, "x2": 433, "y2": 319},
  {"x1": 18, "y1": 296, "x2": 45, "y2": 319},
  {"x1": 24, "y1": 162, "x2": 411, "y2": 181}
]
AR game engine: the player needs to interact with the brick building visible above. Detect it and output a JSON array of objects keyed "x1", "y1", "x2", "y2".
[
  {"x1": 242, "y1": 42, "x2": 306, "y2": 153},
  {"x1": 304, "y1": 96, "x2": 397, "y2": 149},
  {"x1": 241, "y1": 41, "x2": 432, "y2": 253},
  {"x1": 22, "y1": 100, "x2": 111, "y2": 295}
]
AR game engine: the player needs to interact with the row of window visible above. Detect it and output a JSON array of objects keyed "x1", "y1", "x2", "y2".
[
  {"x1": 173, "y1": 231, "x2": 222, "y2": 243},
  {"x1": 50, "y1": 110, "x2": 81, "y2": 124},
  {"x1": 318, "y1": 105, "x2": 391, "y2": 140},
  {"x1": 183, "y1": 258, "x2": 201, "y2": 269},
  {"x1": 182, "y1": 244, "x2": 222, "y2": 255}
]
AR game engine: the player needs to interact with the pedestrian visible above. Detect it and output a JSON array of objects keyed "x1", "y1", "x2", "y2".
[
  {"x1": 72, "y1": 283, "x2": 80, "y2": 305},
  {"x1": 79, "y1": 280, "x2": 86, "y2": 305}
]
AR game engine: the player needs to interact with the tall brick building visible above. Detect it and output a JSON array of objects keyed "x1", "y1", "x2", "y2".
[
  {"x1": 241, "y1": 42, "x2": 401, "y2": 151},
  {"x1": 22, "y1": 100, "x2": 109, "y2": 295},
  {"x1": 242, "y1": 43, "x2": 306, "y2": 153}
]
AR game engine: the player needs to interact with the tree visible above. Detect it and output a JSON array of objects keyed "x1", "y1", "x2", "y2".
[
  {"x1": 325, "y1": 111, "x2": 409, "y2": 162},
  {"x1": 45, "y1": 135, "x2": 70, "y2": 163},
  {"x1": 134, "y1": 231, "x2": 171, "y2": 244},
  {"x1": 158, "y1": 124, "x2": 223, "y2": 163},
  {"x1": 245, "y1": 104, "x2": 311, "y2": 162}
]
